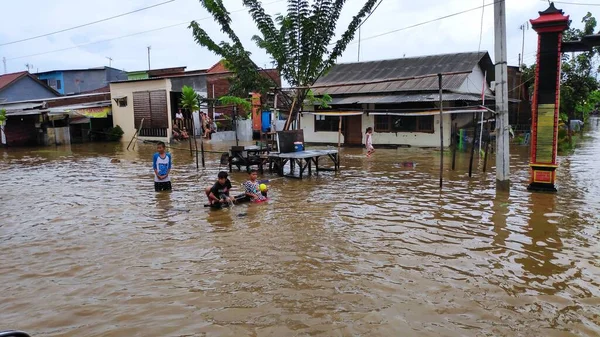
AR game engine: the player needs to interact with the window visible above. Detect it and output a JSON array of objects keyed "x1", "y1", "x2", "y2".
[
  {"x1": 314, "y1": 115, "x2": 341, "y2": 132},
  {"x1": 374, "y1": 115, "x2": 434, "y2": 133},
  {"x1": 56, "y1": 80, "x2": 62, "y2": 90},
  {"x1": 133, "y1": 90, "x2": 168, "y2": 129}
]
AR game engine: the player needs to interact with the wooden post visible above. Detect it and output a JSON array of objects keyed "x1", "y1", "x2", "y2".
[
  {"x1": 191, "y1": 116, "x2": 201, "y2": 169},
  {"x1": 234, "y1": 106, "x2": 239, "y2": 147},
  {"x1": 284, "y1": 97, "x2": 297, "y2": 131},
  {"x1": 127, "y1": 118, "x2": 143, "y2": 150},
  {"x1": 483, "y1": 118, "x2": 491, "y2": 172},
  {"x1": 468, "y1": 112, "x2": 479, "y2": 177},
  {"x1": 451, "y1": 122, "x2": 457, "y2": 170},
  {"x1": 438, "y1": 73, "x2": 443, "y2": 189},
  {"x1": 337, "y1": 115, "x2": 342, "y2": 149}
]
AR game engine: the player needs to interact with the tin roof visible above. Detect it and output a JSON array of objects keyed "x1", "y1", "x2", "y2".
[
  {"x1": 0, "y1": 71, "x2": 28, "y2": 92},
  {"x1": 313, "y1": 51, "x2": 494, "y2": 95}
]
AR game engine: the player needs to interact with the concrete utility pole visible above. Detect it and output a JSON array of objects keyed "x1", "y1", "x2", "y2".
[
  {"x1": 147, "y1": 46, "x2": 152, "y2": 70},
  {"x1": 494, "y1": 0, "x2": 510, "y2": 190}
]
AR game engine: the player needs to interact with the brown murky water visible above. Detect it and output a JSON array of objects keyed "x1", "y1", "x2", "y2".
[{"x1": 1, "y1": 119, "x2": 600, "y2": 337}]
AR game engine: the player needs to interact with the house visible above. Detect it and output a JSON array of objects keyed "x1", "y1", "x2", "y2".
[
  {"x1": 35, "y1": 67, "x2": 128, "y2": 95},
  {"x1": 110, "y1": 61, "x2": 281, "y2": 144},
  {"x1": 303, "y1": 52, "x2": 498, "y2": 148},
  {"x1": 0, "y1": 92, "x2": 113, "y2": 146},
  {"x1": 0, "y1": 71, "x2": 60, "y2": 103}
]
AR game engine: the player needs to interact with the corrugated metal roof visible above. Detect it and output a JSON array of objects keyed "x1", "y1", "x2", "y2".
[
  {"x1": 313, "y1": 51, "x2": 494, "y2": 95},
  {"x1": 329, "y1": 92, "x2": 495, "y2": 105}
]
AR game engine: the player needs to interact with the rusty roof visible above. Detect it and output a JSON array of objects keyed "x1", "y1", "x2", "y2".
[
  {"x1": 313, "y1": 51, "x2": 494, "y2": 95},
  {"x1": 0, "y1": 71, "x2": 28, "y2": 92}
]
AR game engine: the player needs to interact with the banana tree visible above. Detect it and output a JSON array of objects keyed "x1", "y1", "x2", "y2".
[
  {"x1": 179, "y1": 85, "x2": 204, "y2": 168},
  {"x1": 189, "y1": 0, "x2": 379, "y2": 130}
]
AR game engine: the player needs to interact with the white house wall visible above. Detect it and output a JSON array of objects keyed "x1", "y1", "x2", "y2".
[
  {"x1": 301, "y1": 113, "x2": 345, "y2": 144},
  {"x1": 110, "y1": 78, "x2": 172, "y2": 143},
  {"x1": 457, "y1": 64, "x2": 491, "y2": 95},
  {"x1": 301, "y1": 112, "x2": 453, "y2": 148}
]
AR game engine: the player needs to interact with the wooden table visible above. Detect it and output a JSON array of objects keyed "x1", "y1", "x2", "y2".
[
  {"x1": 228, "y1": 145, "x2": 271, "y2": 173},
  {"x1": 268, "y1": 150, "x2": 339, "y2": 179}
]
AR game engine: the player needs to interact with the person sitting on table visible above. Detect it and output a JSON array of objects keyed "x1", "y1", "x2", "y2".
[{"x1": 205, "y1": 171, "x2": 233, "y2": 205}]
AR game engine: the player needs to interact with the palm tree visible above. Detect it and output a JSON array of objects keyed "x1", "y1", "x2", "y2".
[{"x1": 189, "y1": 0, "x2": 379, "y2": 130}]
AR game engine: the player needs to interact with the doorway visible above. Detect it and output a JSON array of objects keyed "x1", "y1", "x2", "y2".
[{"x1": 344, "y1": 114, "x2": 363, "y2": 145}]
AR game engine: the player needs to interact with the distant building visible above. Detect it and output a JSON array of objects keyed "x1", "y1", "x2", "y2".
[
  {"x1": 35, "y1": 67, "x2": 127, "y2": 95},
  {"x1": 126, "y1": 66, "x2": 189, "y2": 81},
  {"x1": 303, "y1": 52, "x2": 500, "y2": 148},
  {"x1": 0, "y1": 71, "x2": 60, "y2": 103}
]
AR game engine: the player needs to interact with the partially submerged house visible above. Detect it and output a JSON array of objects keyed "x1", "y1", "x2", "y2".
[
  {"x1": 110, "y1": 61, "x2": 281, "y2": 143},
  {"x1": 0, "y1": 92, "x2": 113, "y2": 146},
  {"x1": 303, "y1": 52, "x2": 497, "y2": 147}
]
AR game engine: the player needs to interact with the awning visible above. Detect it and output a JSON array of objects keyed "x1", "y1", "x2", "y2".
[
  {"x1": 302, "y1": 111, "x2": 364, "y2": 116},
  {"x1": 48, "y1": 105, "x2": 111, "y2": 118},
  {"x1": 6, "y1": 109, "x2": 45, "y2": 117}
]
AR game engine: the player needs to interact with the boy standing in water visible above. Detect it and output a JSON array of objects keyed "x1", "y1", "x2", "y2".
[
  {"x1": 243, "y1": 169, "x2": 268, "y2": 202},
  {"x1": 205, "y1": 171, "x2": 234, "y2": 205},
  {"x1": 365, "y1": 127, "x2": 375, "y2": 157},
  {"x1": 153, "y1": 142, "x2": 172, "y2": 192}
]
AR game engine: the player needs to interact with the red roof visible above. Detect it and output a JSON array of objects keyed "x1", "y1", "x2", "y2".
[{"x1": 0, "y1": 71, "x2": 28, "y2": 92}]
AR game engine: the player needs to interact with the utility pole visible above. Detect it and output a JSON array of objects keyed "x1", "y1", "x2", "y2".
[
  {"x1": 519, "y1": 22, "x2": 529, "y2": 70},
  {"x1": 106, "y1": 56, "x2": 113, "y2": 67},
  {"x1": 494, "y1": 0, "x2": 510, "y2": 191},
  {"x1": 147, "y1": 46, "x2": 151, "y2": 70},
  {"x1": 357, "y1": 27, "x2": 361, "y2": 62},
  {"x1": 2, "y1": 57, "x2": 6, "y2": 74}
]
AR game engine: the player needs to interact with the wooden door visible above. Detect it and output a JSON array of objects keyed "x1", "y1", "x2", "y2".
[{"x1": 344, "y1": 115, "x2": 363, "y2": 145}]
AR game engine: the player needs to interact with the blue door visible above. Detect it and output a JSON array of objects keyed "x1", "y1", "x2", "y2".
[{"x1": 261, "y1": 111, "x2": 271, "y2": 132}]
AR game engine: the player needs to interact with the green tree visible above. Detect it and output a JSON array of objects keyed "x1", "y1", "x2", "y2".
[
  {"x1": 180, "y1": 85, "x2": 201, "y2": 113},
  {"x1": 561, "y1": 12, "x2": 599, "y2": 122},
  {"x1": 189, "y1": 0, "x2": 379, "y2": 129}
]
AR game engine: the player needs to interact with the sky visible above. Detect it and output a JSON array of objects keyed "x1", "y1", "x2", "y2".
[{"x1": 0, "y1": 0, "x2": 597, "y2": 76}]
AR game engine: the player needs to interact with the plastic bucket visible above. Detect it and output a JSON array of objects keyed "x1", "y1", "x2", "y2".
[{"x1": 294, "y1": 142, "x2": 304, "y2": 152}]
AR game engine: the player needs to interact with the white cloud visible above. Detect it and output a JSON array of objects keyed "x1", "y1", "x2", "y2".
[{"x1": 0, "y1": 0, "x2": 594, "y2": 75}]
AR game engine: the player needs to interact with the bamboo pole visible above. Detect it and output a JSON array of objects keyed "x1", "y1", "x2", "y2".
[
  {"x1": 127, "y1": 118, "x2": 143, "y2": 150},
  {"x1": 284, "y1": 97, "x2": 297, "y2": 131},
  {"x1": 438, "y1": 74, "x2": 443, "y2": 189},
  {"x1": 451, "y1": 122, "x2": 457, "y2": 171}
]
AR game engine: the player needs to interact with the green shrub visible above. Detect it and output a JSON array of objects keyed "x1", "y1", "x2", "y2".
[{"x1": 107, "y1": 125, "x2": 124, "y2": 141}]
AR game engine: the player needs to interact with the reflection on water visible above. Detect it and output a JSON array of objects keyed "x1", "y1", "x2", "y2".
[{"x1": 1, "y1": 119, "x2": 600, "y2": 336}]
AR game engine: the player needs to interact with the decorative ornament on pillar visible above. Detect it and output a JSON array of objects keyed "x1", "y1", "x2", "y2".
[{"x1": 527, "y1": 3, "x2": 570, "y2": 193}]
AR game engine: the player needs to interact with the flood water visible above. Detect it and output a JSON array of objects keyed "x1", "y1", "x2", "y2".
[{"x1": 1, "y1": 119, "x2": 600, "y2": 337}]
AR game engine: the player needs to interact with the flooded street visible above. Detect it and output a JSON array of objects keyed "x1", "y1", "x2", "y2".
[{"x1": 1, "y1": 119, "x2": 600, "y2": 337}]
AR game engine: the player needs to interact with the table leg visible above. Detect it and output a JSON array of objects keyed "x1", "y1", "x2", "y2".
[{"x1": 308, "y1": 158, "x2": 312, "y2": 176}]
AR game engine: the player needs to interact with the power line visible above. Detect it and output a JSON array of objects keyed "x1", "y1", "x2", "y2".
[
  {"x1": 358, "y1": 0, "x2": 384, "y2": 29},
  {"x1": 0, "y1": 0, "x2": 176, "y2": 47},
  {"x1": 539, "y1": 0, "x2": 600, "y2": 6},
  {"x1": 6, "y1": 0, "x2": 286, "y2": 61},
  {"x1": 351, "y1": 0, "x2": 501, "y2": 45}
]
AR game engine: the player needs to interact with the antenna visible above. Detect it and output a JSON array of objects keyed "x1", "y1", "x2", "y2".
[{"x1": 106, "y1": 56, "x2": 113, "y2": 67}]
